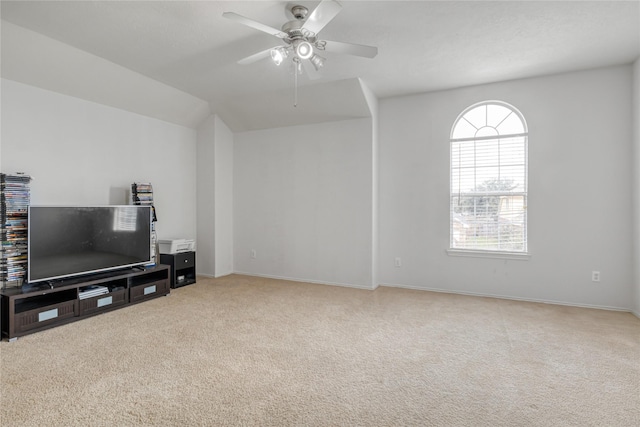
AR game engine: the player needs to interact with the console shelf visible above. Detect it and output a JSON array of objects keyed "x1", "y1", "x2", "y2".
[
  {"x1": 0, "y1": 264, "x2": 170, "y2": 341},
  {"x1": 160, "y1": 252, "x2": 196, "y2": 288}
]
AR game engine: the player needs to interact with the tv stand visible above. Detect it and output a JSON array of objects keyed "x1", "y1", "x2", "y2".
[{"x1": 1, "y1": 264, "x2": 170, "y2": 341}]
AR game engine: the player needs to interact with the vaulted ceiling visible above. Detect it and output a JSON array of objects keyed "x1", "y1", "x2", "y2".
[{"x1": 2, "y1": 1, "x2": 639, "y2": 131}]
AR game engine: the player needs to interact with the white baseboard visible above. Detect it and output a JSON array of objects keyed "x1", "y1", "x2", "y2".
[
  {"x1": 379, "y1": 281, "x2": 632, "y2": 313},
  {"x1": 233, "y1": 271, "x2": 376, "y2": 290},
  {"x1": 195, "y1": 272, "x2": 233, "y2": 279},
  {"x1": 201, "y1": 273, "x2": 638, "y2": 316},
  {"x1": 215, "y1": 270, "x2": 234, "y2": 278}
]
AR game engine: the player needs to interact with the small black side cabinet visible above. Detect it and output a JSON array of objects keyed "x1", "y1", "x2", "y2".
[{"x1": 160, "y1": 251, "x2": 196, "y2": 288}]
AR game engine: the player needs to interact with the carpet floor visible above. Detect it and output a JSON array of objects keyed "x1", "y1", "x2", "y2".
[{"x1": 1, "y1": 274, "x2": 639, "y2": 426}]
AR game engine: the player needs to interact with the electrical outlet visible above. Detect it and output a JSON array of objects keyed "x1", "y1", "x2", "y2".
[
  {"x1": 250, "y1": 249, "x2": 257, "y2": 259},
  {"x1": 395, "y1": 257, "x2": 402, "y2": 268},
  {"x1": 592, "y1": 271, "x2": 600, "y2": 282}
]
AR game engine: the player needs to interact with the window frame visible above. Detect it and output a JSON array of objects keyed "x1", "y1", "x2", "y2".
[{"x1": 448, "y1": 100, "x2": 530, "y2": 260}]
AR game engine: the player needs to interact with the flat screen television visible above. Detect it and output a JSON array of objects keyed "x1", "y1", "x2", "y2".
[{"x1": 28, "y1": 205, "x2": 152, "y2": 283}]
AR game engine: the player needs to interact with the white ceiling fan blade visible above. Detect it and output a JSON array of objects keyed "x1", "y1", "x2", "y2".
[
  {"x1": 222, "y1": 12, "x2": 288, "y2": 39},
  {"x1": 238, "y1": 48, "x2": 275, "y2": 65},
  {"x1": 303, "y1": 0, "x2": 342, "y2": 35},
  {"x1": 322, "y1": 40, "x2": 378, "y2": 58}
]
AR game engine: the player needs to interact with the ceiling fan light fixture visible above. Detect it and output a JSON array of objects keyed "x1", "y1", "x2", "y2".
[
  {"x1": 309, "y1": 54, "x2": 325, "y2": 71},
  {"x1": 270, "y1": 47, "x2": 289, "y2": 66},
  {"x1": 295, "y1": 41, "x2": 313, "y2": 59}
]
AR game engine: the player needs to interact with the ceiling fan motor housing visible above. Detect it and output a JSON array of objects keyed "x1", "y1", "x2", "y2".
[
  {"x1": 290, "y1": 5, "x2": 308, "y2": 20},
  {"x1": 282, "y1": 19, "x2": 317, "y2": 43},
  {"x1": 224, "y1": 0, "x2": 378, "y2": 70}
]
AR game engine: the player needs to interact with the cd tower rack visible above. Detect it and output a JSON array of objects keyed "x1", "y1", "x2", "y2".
[
  {"x1": 1, "y1": 173, "x2": 32, "y2": 289},
  {"x1": 131, "y1": 182, "x2": 158, "y2": 266}
]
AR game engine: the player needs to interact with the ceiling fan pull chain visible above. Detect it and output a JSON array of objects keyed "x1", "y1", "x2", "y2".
[{"x1": 294, "y1": 59, "x2": 299, "y2": 107}]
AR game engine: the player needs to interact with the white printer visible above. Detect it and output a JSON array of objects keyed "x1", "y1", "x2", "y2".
[{"x1": 158, "y1": 238, "x2": 195, "y2": 254}]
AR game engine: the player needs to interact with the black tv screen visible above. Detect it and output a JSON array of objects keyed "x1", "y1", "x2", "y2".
[{"x1": 28, "y1": 206, "x2": 152, "y2": 283}]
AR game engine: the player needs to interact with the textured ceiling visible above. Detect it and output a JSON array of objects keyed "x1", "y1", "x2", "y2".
[{"x1": 1, "y1": 1, "x2": 639, "y2": 131}]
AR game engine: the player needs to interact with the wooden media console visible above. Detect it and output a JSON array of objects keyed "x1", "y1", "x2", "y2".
[{"x1": 1, "y1": 264, "x2": 170, "y2": 341}]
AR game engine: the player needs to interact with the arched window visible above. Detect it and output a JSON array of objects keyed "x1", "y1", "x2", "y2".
[{"x1": 450, "y1": 101, "x2": 528, "y2": 254}]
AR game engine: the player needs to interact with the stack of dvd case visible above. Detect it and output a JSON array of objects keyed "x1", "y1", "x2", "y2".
[
  {"x1": 1, "y1": 173, "x2": 32, "y2": 288},
  {"x1": 131, "y1": 182, "x2": 158, "y2": 266},
  {"x1": 131, "y1": 182, "x2": 153, "y2": 205}
]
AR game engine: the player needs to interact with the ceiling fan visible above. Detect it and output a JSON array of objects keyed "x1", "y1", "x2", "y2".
[{"x1": 222, "y1": 0, "x2": 378, "y2": 79}]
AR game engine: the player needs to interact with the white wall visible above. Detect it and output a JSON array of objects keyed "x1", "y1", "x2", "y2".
[
  {"x1": 234, "y1": 119, "x2": 374, "y2": 288},
  {"x1": 196, "y1": 114, "x2": 234, "y2": 278},
  {"x1": 213, "y1": 116, "x2": 234, "y2": 277},
  {"x1": 633, "y1": 58, "x2": 640, "y2": 317},
  {"x1": 3, "y1": 38, "x2": 634, "y2": 313},
  {"x1": 1, "y1": 78, "x2": 197, "y2": 240},
  {"x1": 196, "y1": 115, "x2": 216, "y2": 276},
  {"x1": 379, "y1": 65, "x2": 634, "y2": 310},
  {"x1": 359, "y1": 80, "x2": 380, "y2": 287}
]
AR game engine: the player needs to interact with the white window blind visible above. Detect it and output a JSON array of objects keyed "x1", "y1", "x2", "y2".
[{"x1": 450, "y1": 101, "x2": 528, "y2": 253}]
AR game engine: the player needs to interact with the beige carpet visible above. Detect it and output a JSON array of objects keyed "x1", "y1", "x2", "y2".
[{"x1": 1, "y1": 274, "x2": 638, "y2": 426}]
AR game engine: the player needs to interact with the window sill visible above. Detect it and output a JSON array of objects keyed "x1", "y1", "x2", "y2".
[{"x1": 446, "y1": 249, "x2": 531, "y2": 261}]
